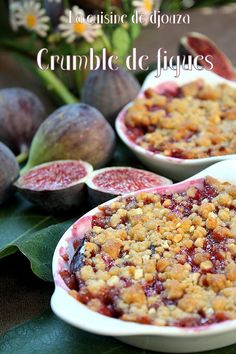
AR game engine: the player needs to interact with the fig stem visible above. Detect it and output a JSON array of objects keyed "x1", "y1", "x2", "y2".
[
  {"x1": 12, "y1": 53, "x2": 78, "y2": 105},
  {"x1": 70, "y1": 43, "x2": 83, "y2": 96},
  {"x1": 16, "y1": 144, "x2": 29, "y2": 164},
  {"x1": 16, "y1": 151, "x2": 28, "y2": 164},
  {"x1": 36, "y1": 69, "x2": 79, "y2": 105}
]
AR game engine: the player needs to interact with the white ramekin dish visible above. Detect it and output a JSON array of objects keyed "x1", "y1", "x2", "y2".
[
  {"x1": 115, "y1": 67, "x2": 236, "y2": 181},
  {"x1": 51, "y1": 160, "x2": 236, "y2": 353}
]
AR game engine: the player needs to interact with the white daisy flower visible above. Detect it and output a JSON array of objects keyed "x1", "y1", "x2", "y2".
[
  {"x1": 9, "y1": 0, "x2": 23, "y2": 31},
  {"x1": 133, "y1": 0, "x2": 154, "y2": 26},
  {"x1": 58, "y1": 6, "x2": 101, "y2": 43},
  {"x1": 9, "y1": 1, "x2": 50, "y2": 37}
]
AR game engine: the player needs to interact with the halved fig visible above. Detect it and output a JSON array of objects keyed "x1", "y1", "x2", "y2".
[
  {"x1": 179, "y1": 32, "x2": 236, "y2": 81},
  {"x1": 86, "y1": 167, "x2": 172, "y2": 205},
  {"x1": 15, "y1": 160, "x2": 93, "y2": 213}
]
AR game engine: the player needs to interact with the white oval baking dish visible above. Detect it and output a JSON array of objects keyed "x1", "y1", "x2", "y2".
[
  {"x1": 51, "y1": 160, "x2": 236, "y2": 353},
  {"x1": 115, "y1": 67, "x2": 236, "y2": 181}
]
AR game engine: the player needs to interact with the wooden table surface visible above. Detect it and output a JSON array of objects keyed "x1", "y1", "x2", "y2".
[{"x1": 1, "y1": 5, "x2": 236, "y2": 335}]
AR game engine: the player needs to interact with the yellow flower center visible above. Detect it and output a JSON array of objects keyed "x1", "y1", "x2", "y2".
[
  {"x1": 26, "y1": 14, "x2": 37, "y2": 29},
  {"x1": 144, "y1": 0, "x2": 153, "y2": 12},
  {"x1": 73, "y1": 22, "x2": 87, "y2": 34}
]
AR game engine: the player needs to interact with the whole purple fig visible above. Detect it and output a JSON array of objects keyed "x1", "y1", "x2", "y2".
[
  {"x1": 0, "y1": 88, "x2": 45, "y2": 162},
  {"x1": 21, "y1": 103, "x2": 116, "y2": 173},
  {"x1": 82, "y1": 66, "x2": 141, "y2": 124},
  {"x1": 0, "y1": 142, "x2": 19, "y2": 205}
]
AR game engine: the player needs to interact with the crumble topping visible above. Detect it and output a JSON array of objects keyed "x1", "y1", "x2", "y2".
[
  {"x1": 124, "y1": 80, "x2": 236, "y2": 159},
  {"x1": 63, "y1": 177, "x2": 236, "y2": 327}
]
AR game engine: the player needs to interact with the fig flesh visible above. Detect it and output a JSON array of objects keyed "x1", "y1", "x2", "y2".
[
  {"x1": 82, "y1": 66, "x2": 141, "y2": 124},
  {"x1": 0, "y1": 142, "x2": 20, "y2": 205},
  {"x1": 0, "y1": 88, "x2": 45, "y2": 161},
  {"x1": 22, "y1": 103, "x2": 116, "y2": 173},
  {"x1": 15, "y1": 160, "x2": 93, "y2": 213},
  {"x1": 179, "y1": 32, "x2": 236, "y2": 81},
  {"x1": 86, "y1": 167, "x2": 172, "y2": 205}
]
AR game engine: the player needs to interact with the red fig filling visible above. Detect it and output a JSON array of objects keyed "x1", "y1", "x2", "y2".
[
  {"x1": 64, "y1": 177, "x2": 236, "y2": 327},
  {"x1": 187, "y1": 37, "x2": 235, "y2": 80},
  {"x1": 20, "y1": 161, "x2": 88, "y2": 191},
  {"x1": 124, "y1": 80, "x2": 236, "y2": 159},
  {"x1": 92, "y1": 168, "x2": 167, "y2": 194}
]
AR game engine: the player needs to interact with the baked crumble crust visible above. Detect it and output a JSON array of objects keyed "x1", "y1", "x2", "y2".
[
  {"x1": 66, "y1": 177, "x2": 236, "y2": 327},
  {"x1": 124, "y1": 80, "x2": 236, "y2": 159}
]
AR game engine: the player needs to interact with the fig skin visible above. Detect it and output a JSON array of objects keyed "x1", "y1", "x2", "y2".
[
  {"x1": 0, "y1": 88, "x2": 45, "y2": 158},
  {"x1": 70, "y1": 238, "x2": 85, "y2": 274},
  {"x1": 0, "y1": 142, "x2": 20, "y2": 205},
  {"x1": 15, "y1": 160, "x2": 93, "y2": 214},
  {"x1": 16, "y1": 183, "x2": 86, "y2": 214},
  {"x1": 82, "y1": 67, "x2": 141, "y2": 124},
  {"x1": 22, "y1": 103, "x2": 116, "y2": 173},
  {"x1": 88, "y1": 188, "x2": 116, "y2": 206}
]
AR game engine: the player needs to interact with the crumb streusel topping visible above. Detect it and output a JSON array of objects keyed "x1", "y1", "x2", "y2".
[
  {"x1": 63, "y1": 177, "x2": 236, "y2": 327},
  {"x1": 124, "y1": 80, "x2": 236, "y2": 159}
]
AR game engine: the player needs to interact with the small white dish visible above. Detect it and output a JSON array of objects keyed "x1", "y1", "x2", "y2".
[
  {"x1": 51, "y1": 160, "x2": 236, "y2": 353},
  {"x1": 115, "y1": 67, "x2": 236, "y2": 181}
]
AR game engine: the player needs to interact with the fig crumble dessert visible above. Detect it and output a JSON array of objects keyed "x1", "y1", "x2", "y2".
[
  {"x1": 62, "y1": 177, "x2": 236, "y2": 328},
  {"x1": 124, "y1": 80, "x2": 236, "y2": 159}
]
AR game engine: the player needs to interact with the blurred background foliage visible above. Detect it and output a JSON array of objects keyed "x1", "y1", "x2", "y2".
[
  {"x1": 0, "y1": 0, "x2": 235, "y2": 103},
  {"x1": 160, "y1": 0, "x2": 236, "y2": 11},
  {"x1": 1, "y1": 0, "x2": 236, "y2": 35}
]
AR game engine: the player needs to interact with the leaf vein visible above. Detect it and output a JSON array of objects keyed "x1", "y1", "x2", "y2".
[{"x1": 0, "y1": 216, "x2": 52, "y2": 249}]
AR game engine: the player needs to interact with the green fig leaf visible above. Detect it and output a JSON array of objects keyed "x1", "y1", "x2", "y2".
[
  {"x1": 129, "y1": 23, "x2": 141, "y2": 41},
  {"x1": 0, "y1": 311, "x2": 150, "y2": 354},
  {"x1": 1, "y1": 310, "x2": 236, "y2": 354},
  {"x1": 14, "y1": 220, "x2": 74, "y2": 281},
  {"x1": 0, "y1": 195, "x2": 75, "y2": 281},
  {"x1": 112, "y1": 27, "x2": 131, "y2": 61},
  {"x1": 160, "y1": 0, "x2": 182, "y2": 11},
  {"x1": 77, "y1": 36, "x2": 111, "y2": 55}
]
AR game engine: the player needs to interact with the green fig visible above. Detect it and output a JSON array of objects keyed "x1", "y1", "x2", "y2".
[{"x1": 22, "y1": 103, "x2": 116, "y2": 173}]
